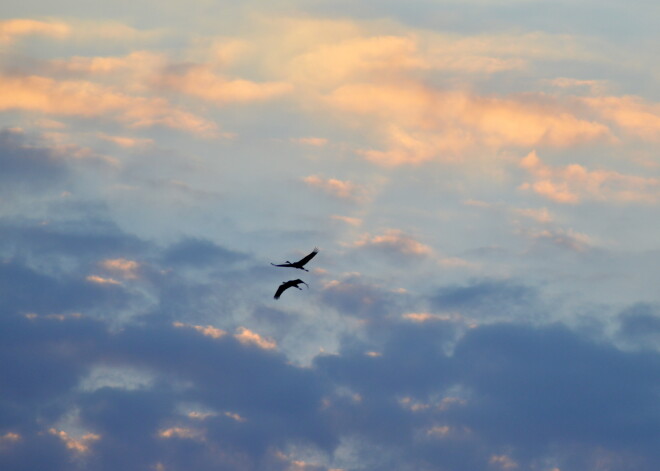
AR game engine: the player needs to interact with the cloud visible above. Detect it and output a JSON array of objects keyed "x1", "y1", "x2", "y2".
[
  {"x1": 97, "y1": 134, "x2": 155, "y2": 148},
  {"x1": 161, "y1": 237, "x2": 247, "y2": 267},
  {"x1": 157, "y1": 64, "x2": 293, "y2": 104},
  {"x1": 0, "y1": 259, "x2": 130, "y2": 315},
  {"x1": 157, "y1": 426, "x2": 205, "y2": 441},
  {"x1": 47, "y1": 51, "x2": 164, "y2": 78},
  {"x1": 326, "y1": 85, "x2": 611, "y2": 165},
  {"x1": 583, "y1": 95, "x2": 660, "y2": 141},
  {"x1": 286, "y1": 27, "x2": 589, "y2": 88},
  {"x1": 320, "y1": 276, "x2": 402, "y2": 320},
  {"x1": 0, "y1": 217, "x2": 147, "y2": 265},
  {"x1": 616, "y1": 304, "x2": 660, "y2": 348},
  {"x1": 0, "y1": 19, "x2": 69, "y2": 43},
  {"x1": 291, "y1": 137, "x2": 329, "y2": 146},
  {"x1": 519, "y1": 226, "x2": 593, "y2": 252},
  {"x1": 2, "y1": 8, "x2": 660, "y2": 471},
  {"x1": 545, "y1": 77, "x2": 609, "y2": 95},
  {"x1": 100, "y1": 258, "x2": 140, "y2": 279},
  {"x1": 352, "y1": 229, "x2": 433, "y2": 257},
  {"x1": 172, "y1": 323, "x2": 275, "y2": 349},
  {"x1": 0, "y1": 128, "x2": 69, "y2": 191},
  {"x1": 512, "y1": 207, "x2": 553, "y2": 223},
  {"x1": 431, "y1": 279, "x2": 540, "y2": 321},
  {"x1": 234, "y1": 326, "x2": 277, "y2": 350},
  {"x1": 289, "y1": 35, "x2": 423, "y2": 85},
  {"x1": 86, "y1": 274, "x2": 122, "y2": 285},
  {"x1": 48, "y1": 428, "x2": 100, "y2": 454},
  {"x1": 0, "y1": 75, "x2": 217, "y2": 136},
  {"x1": 331, "y1": 215, "x2": 362, "y2": 226},
  {"x1": 519, "y1": 150, "x2": 660, "y2": 204},
  {"x1": 452, "y1": 323, "x2": 660, "y2": 462},
  {"x1": 173, "y1": 321, "x2": 227, "y2": 339},
  {"x1": 4, "y1": 213, "x2": 660, "y2": 471},
  {"x1": 303, "y1": 175, "x2": 366, "y2": 202},
  {"x1": 402, "y1": 311, "x2": 465, "y2": 324}
]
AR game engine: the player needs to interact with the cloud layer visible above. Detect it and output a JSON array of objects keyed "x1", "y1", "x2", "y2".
[{"x1": 2, "y1": 2, "x2": 660, "y2": 470}]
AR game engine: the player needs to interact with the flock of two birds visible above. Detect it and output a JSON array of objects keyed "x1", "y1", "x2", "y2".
[{"x1": 270, "y1": 247, "x2": 319, "y2": 299}]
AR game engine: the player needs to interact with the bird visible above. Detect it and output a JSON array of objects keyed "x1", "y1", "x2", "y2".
[
  {"x1": 274, "y1": 279, "x2": 308, "y2": 299},
  {"x1": 270, "y1": 247, "x2": 319, "y2": 272}
]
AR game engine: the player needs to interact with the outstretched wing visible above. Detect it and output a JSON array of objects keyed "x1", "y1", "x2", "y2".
[
  {"x1": 271, "y1": 262, "x2": 291, "y2": 268},
  {"x1": 274, "y1": 282, "x2": 290, "y2": 299},
  {"x1": 295, "y1": 247, "x2": 319, "y2": 267}
]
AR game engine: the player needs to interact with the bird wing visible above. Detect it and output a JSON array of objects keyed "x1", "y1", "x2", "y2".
[
  {"x1": 274, "y1": 283, "x2": 290, "y2": 299},
  {"x1": 296, "y1": 247, "x2": 319, "y2": 266}
]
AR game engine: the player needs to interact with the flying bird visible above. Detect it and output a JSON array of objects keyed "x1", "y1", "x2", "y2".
[
  {"x1": 270, "y1": 247, "x2": 319, "y2": 271},
  {"x1": 274, "y1": 279, "x2": 308, "y2": 299}
]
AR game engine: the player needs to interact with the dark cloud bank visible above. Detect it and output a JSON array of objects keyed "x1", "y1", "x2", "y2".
[
  {"x1": 3, "y1": 132, "x2": 660, "y2": 471},
  {"x1": 3, "y1": 227, "x2": 660, "y2": 471}
]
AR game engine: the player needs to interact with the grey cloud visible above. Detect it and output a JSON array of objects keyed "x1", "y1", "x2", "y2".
[
  {"x1": 450, "y1": 323, "x2": 660, "y2": 470},
  {"x1": 0, "y1": 218, "x2": 147, "y2": 266},
  {"x1": 320, "y1": 278, "x2": 402, "y2": 320},
  {"x1": 432, "y1": 279, "x2": 542, "y2": 320},
  {"x1": 0, "y1": 129, "x2": 69, "y2": 192},
  {"x1": 311, "y1": 318, "x2": 660, "y2": 471},
  {"x1": 617, "y1": 303, "x2": 660, "y2": 347},
  {"x1": 3, "y1": 198, "x2": 660, "y2": 471},
  {"x1": 161, "y1": 237, "x2": 247, "y2": 268},
  {"x1": 316, "y1": 321, "x2": 455, "y2": 397},
  {"x1": 0, "y1": 432, "x2": 71, "y2": 471},
  {"x1": 0, "y1": 259, "x2": 131, "y2": 315}
]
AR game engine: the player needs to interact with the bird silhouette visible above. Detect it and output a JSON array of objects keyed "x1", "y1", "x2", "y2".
[
  {"x1": 274, "y1": 279, "x2": 308, "y2": 299},
  {"x1": 270, "y1": 247, "x2": 319, "y2": 271}
]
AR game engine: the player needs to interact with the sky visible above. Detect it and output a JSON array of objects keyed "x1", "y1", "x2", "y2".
[{"x1": 1, "y1": 1, "x2": 660, "y2": 470}]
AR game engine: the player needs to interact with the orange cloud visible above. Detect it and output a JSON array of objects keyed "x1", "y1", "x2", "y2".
[
  {"x1": 98, "y1": 134, "x2": 154, "y2": 148},
  {"x1": 0, "y1": 19, "x2": 69, "y2": 42},
  {"x1": 326, "y1": 84, "x2": 610, "y2": 165},
  {"x1": 513, "y1": 207, "x2": 553, "y2": 223},
  {"x1": 173, "y1": 322, "x2": 227, "y2": 339},
  {"x1": 224, "y1": 411, "x2": 247, "y2": 422},
  {"x1": 158, "y1": 427, "x2": 205, "y2": 441},
  {"x1": 353, "y1": 229, "x2": 433, "y2": 256},
  {"x1": 48, "y1": 51, "x2": 164, "y2": 78},
  {"x1": 520, "y1": 151, "x2": 660, "y2": 204},
  {"x1": 49, "y1": 428, "x2": 100, "y2": 454},
  {"x1": 0, "y1": 75, "x2": 217, "y2": 136},
  {"x1": 0, "y1": 432, "x2": 21, "y2": 450},
  {"x1": 86, "y1": 275, "x2": 121, "y2": 285},
  {"x1": 583, "y1": 95, "x2": 660, "y2": 141},
  {"x1": 285, "y1": 28, "x2": 586, "y2": 89},
  {"x1": 546, "y1": 77, "x2": 608, "y2": 95},
  {"x1": 290, "y1": 137, "x2": 328, "y2": 146},
  {"x1": 303, "y1": 175, "x2": 365, "y2": 201},
  {"x1": 521, "y1": 227, "x2": 593, "y2": 252},
  {"x1": 331, "y1": 215, "x2": 363, "y2": 226},
  {"x1": 234, "y1": 327, "x2": 276, "y2": 350},
  {"x1": 290, "y1": 35, "x2": 422, "y2": 85},
  {"x1": 157, "y1": 65, "x2": 292, "y2": 104},
  {"x1": 100, "y1": 258, "x2": 140, "y2": 278}
]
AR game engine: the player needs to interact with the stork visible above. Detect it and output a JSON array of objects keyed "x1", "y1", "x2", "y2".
[
  {"x1": 274, "y1": 279, "x2": 308, "y2": 299},
  {"x1": 270, "y1": 247, "x2": 319, "y2": 272}
]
